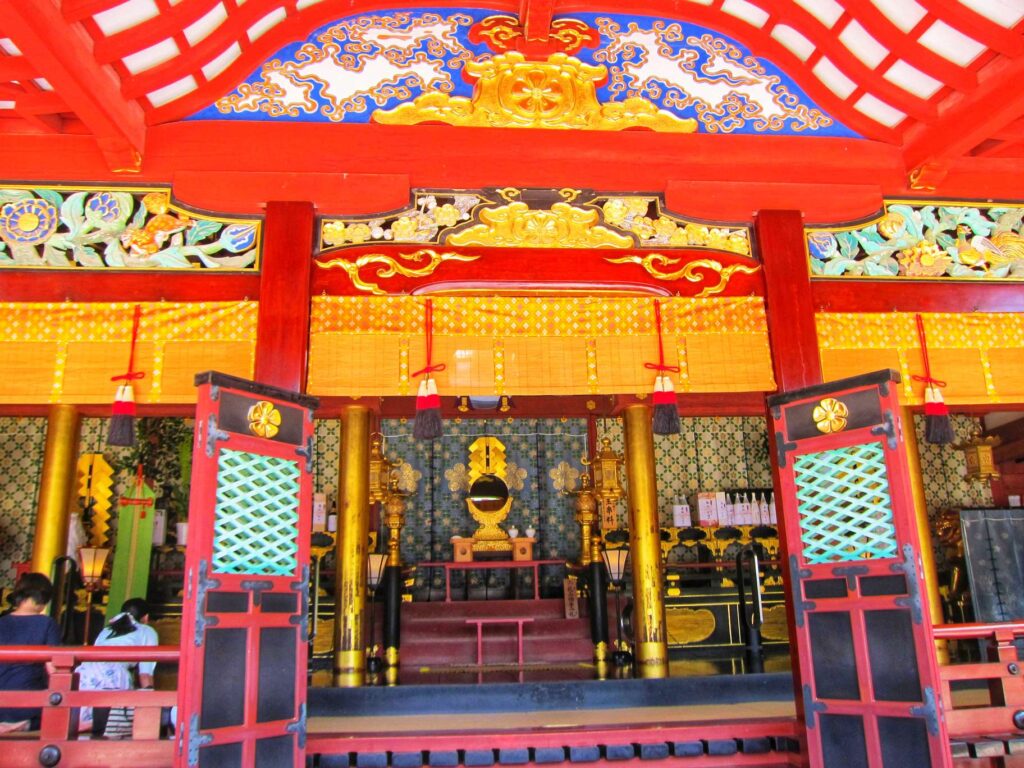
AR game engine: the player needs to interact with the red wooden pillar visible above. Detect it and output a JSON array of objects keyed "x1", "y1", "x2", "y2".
[
  {"x1": 254, "y1": 201, "x2": 315, "y2": 392},
  {"x1": 756, "y1": 209, "x2": 822, "y2": 391},
  {"x1": 755, "y1": 208, "x2": 823, "y2": 754}
]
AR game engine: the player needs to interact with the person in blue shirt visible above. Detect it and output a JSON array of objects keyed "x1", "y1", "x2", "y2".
[{"x1": 0, "y1": 572, "x2": 62, "y2": 732}]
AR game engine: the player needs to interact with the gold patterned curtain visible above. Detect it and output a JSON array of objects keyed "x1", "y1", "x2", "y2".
[{"x1": 309, "y1": 295, "x2": 774, "y2": 396}]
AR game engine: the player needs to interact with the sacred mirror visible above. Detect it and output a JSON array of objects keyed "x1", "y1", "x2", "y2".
[
  {"x1": 468, "y1": 473, "x2": 509, "y2": 512},
  {"x1": 464, "y1": 436, "x2": 513, "y2": 553}
]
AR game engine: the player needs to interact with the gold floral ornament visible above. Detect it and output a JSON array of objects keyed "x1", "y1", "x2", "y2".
[
  {"x1": 445, "y1": 463, "x2": 470, "y2": 496},
  {"x1": 393, "y1": 460, "x2": 422, "y2": 494},
  {"x1": 549, "y1": 460, "x2": 581, "y2": 493},
  {"x1": 316, "y1": 248, "x2": 479, "y2": 294},
  {"x1": 506, "y1": 462, "x2": 528, "y2": 492},
  {"x1": 812, "y1": 398, "x2": 848, "y2": 434},
  {"x1": 606, "y1": 254, "x2": 760, "y2": 297},
  {"x1": 373, "y1": 52, "x2": 696, "y2": 133},
  {"x1": 247, "y1": 401, "x2": 282, "y2": 438}
]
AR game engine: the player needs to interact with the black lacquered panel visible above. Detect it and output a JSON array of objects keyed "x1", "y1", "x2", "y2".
[
  {"x1": 859, "y1": 575, "x2": 907, "y2": 597},
  {"x1": 258, "y1": 627, "x2": 297, "y2": 723},
  {"x1": 820, "y1": 714, "x2": 868, "y2": 768},
  {"x1": 201, "y1": 628, "x2": 247, "y2": 729},
  {"x1": 786, "y1": 389, "x2": 883, "y2": 442},
  {"x1": 208, "y1": 592, "x2": 249, "y2": 613},
  {"x1": 199, "y1": 741, "x2": 243, "y2": 768},
  {"x1": 256, "y1": 735, "x2": 294, "y2": 767},
  {"x1": 865, "y1": 610, "x2": 922, "y2": 702},
  {"x1": 261, "y1": 593, "x2": 297, "y2": 613},
  {"x1": 805, "y1": 578, "x2": 848, "y2": 599},
  {"x1": 809, "y1": 612, "x2": 860, "y2": 700},
  {"x1": 879, "y1": 716, "x2": 930, "y2": 768}
]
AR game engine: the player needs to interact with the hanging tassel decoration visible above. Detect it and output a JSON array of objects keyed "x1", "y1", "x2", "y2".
[
  {"x1": 646, "y1": 300, "x2": 681, "y2": 435},
  {"x1": 412, "y1": 299, "x2": 445, "y2": 440},
  {"x1": 107, "y1": 305, "x2": 146, "y2": 447},
  {"x1": 913, "y1": 313, "x2": 954, "y2": 445}
]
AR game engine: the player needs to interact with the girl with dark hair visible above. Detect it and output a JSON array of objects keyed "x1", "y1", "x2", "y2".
[
  {"x1": 0, "y1": 573, "x2": 62, "y2": 732},
  {"x1": 76, "y1": 596, "x2": 159, "y2": 738}
]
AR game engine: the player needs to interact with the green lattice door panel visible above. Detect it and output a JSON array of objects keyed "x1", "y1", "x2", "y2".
[
  {"x1": 176, "y1": 372, "x2": 318, "y2": 768},
  {"x1": 768, "y1": 370, "x2": 950, "y2": 768}
]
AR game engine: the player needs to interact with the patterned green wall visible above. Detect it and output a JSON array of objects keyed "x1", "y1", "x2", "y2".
[
  {"x1": 0, "y1": 411, "x2": 999, "y2": 591},
  {"x1": 0, "y1": 418, "x2": 47, "y2": 584}
]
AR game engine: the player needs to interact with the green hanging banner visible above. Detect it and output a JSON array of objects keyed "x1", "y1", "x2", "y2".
[{"x1": 105, "y1": 468, "x2": 156, "y2": 619}]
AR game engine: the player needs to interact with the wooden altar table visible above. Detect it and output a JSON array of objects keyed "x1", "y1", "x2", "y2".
[{"x1": 419, "y1": 560, "x2": 564, "y2": 602}]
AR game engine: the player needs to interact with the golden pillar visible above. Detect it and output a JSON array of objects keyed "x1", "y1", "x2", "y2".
[
  {"x1": 31, "y1": 404, "x2": 81, "y2": 576},
  {"x1": 622, "y1": 404, "x2": 668, "y2": 678},
  {"x1": 901, "y1": 406, "x2": 948, "y2": 663},
  {"x1": 333, "y1": 406, "x2": 371, "y2": 687}
]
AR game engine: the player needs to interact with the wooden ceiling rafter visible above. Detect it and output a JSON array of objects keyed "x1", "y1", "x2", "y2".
[
  {"x1": 902, "y1": 52, "x2": 1024, "y2": 188},
  {"x1": 915, "y1": 0, "x2": 1023, "y2": 59},
  {"x1": 1, "y1": 0, "x2": 145, "y2": 171}
]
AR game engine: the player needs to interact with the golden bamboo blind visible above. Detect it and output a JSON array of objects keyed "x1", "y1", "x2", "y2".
[
  {"x1": 817, "y1": 312, "x2": 1024, "y2": 405},
  {"x1": 0, "y1": 302, "x2": 257, "y2": 404},
  {"x1": 309, "y1": 295, "x2": 775, "y2": 396}
]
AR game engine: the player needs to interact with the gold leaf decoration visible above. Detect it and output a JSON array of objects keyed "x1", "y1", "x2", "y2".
[
  {"x1": 247, "y1": 401, "x2": 281, "y2": 438},
  {"x1": 373, "y1": 52, "x2": 696, "y2": 133},
  {"x1": 813, "y1": 397, "x2": 849, "y2": 434},
  {"x1": 449, "y1": 202, "x2": 632, "y2": 249},
  {"x1": 394, "y1": 460, "x2": 422, "y2": 494},
  {"x1": 506, "y1": 461, "x2": 528, "y2": 492},
  {"x1": 445, "y1": 463, "x2": 470, "y2": 496},
  {"x1": 606, "y1": 254, "x2": 760, "y2": 296},
  {"x1": 316, "y1": 248, "x2": 479, "y2": 294},
  {"x1": 549, "y1": 460, "x2": 581, "y2": 492},
  {"x1": 761, "y1": 605, "x2": 789, "y2": 642},
  {"x1": 665, "y1": 608, "x2": 717, "y2": 644}
]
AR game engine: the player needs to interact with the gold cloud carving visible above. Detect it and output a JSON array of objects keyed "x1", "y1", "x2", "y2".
[
  {"x1": 606, "y1": 254, "x2": 760, "y2": 296},
  {"x1": 316, "y1": 248, "x2": 478, "y2": 294},
  {"x1": 373, "y1": 52, "x2": 697, "y2": 133},
  {"x1": 449, "y1": 202, "x2": 633, "y2": 248}
]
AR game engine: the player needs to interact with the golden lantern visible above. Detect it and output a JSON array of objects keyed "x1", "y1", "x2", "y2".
[
  {"x1": 368, "y1": 433, "x2": 394, "y2": 504},
  {"x1": 593, "y1": 437, "x2": 624, "y2": 502},
  {"x1": 956, "y1": 433, "x2": 1001, "y2": 482}
]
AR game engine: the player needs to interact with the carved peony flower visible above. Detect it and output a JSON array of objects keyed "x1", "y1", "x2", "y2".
[
  {"x1": 142, "y1": 191, "x2": 170, "y2": 215},
  {"x1": 432, "y1": 204, "x2": 461, "y2": 228},
  {"x1": 807, "y1": 231, "x2": 837, "y2": 260},
  {"x1": 390, "y1": 216, "x2": 419, "y2": 241},
  {"x1": 899, "y1": 240, "x2": 951, "y2": 277},
  {"x1": 877, "y1": 211, "x2": 906, "y2": 240},
  {"x1": 654, "y1": 216, "x2": 678, "y2": 239},
  {"x1": 602, "y1": 199, "x2": 628, "y2": 226},
  {"x1": 345, "y1": 223, "x2": 372, "y2": 244},
  {"x1": 322, "y1": 220, "x2": 347, "y2": 245},
  {"x1": 85, "y1": 192, "x2": 123, "y2": 225},
  {"x1": 684, "y1": 223, "x2": 710, "y2": 245},
  {"x1": 0, "y1": 198, "x2": 58, "y2": 246},
  {"x1": 630, "y1": 216, "x2": 656, "y2": 240}
]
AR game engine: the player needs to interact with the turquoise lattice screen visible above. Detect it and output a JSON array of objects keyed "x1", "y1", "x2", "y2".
[
  {"x1": 793, "y1": 442, "x2": 898, "y2": 564},
  {"x1": 212, "y1": 448, "x2": 300, "y2": 575}
]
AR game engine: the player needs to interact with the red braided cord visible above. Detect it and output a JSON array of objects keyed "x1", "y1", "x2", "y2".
[
  {"x1": 111, "y1": 304, "x2": 145, "y2": 383},
  {"x1": 643, "y1": 300, "x2": 680, "y2": 374},
  {"x1": 911, "y1": 313, "x2": 946, "y2": 389},
  {"x1": 411, "y1": 298, "x2": 447, "y2": 378}
]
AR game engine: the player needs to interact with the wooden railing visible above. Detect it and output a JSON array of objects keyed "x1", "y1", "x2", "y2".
[
  {"x1": 0, "y1": 645, "x2": 178, "y2": 768},
  {"x1": 933, "y1": 623, "x2": 1024, "y2": 742}
]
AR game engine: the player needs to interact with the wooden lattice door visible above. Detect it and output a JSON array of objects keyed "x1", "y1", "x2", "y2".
[
  {"x1": 768, "y1": 370, "x2": 951, "y2": 768},
  {"x1": 176, "y1": 372, "x2": 318, "y2": 768}
]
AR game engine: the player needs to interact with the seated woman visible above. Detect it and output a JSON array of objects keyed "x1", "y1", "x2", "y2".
[
  {"x1": 77, "y1": 597, "x2": 159, "y2": 738},
  {"x1": 0, "y1": 573, "x2": 62, "y2": 732}
]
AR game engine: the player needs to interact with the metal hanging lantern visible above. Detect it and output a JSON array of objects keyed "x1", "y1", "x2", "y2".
[{"x1": 957, "y1": 432, "x2": 1001, "y2": 482}]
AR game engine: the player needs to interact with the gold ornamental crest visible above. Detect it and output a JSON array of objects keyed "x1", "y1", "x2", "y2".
[
  {"x1": 812, "y1": 398, "x2": 849, "y2": 434},
  {"x1": 247, "y1": 401, "x2": 281, "y2": 438}
]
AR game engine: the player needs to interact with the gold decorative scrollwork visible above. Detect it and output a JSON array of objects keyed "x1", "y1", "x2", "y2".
[
  {"x1": 450, "y1": 202, "x2": 632, "y2": 248},
  {"x1": 813, "y1": 397, "x2": 849, "y2": 434},
  {"x1": 605, "y1": 254, "x2": 761, "y2": 296},
  {"x1": 373, "y1": 52, "x2": 697, "y2": 133},
  {"x1": 247, "y1": 401, "x2": 281, "y2": 438},
  {"x1": 316, "y1": 248, "x2": 478, "y2": 294},
  {"x1": 665, "y1": 608, "x2": 717, "y2": 645}
]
